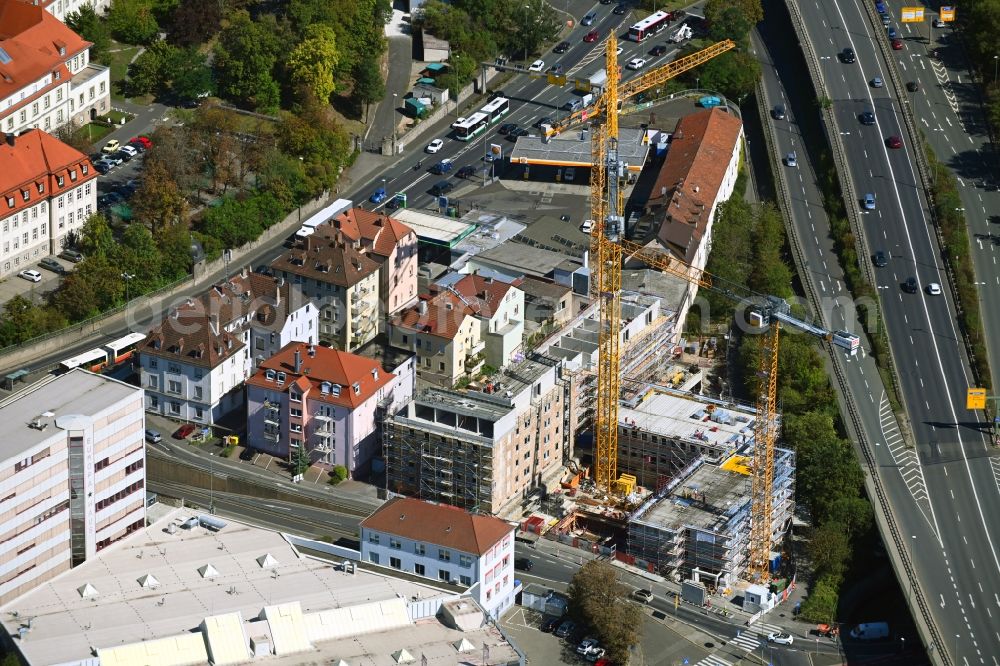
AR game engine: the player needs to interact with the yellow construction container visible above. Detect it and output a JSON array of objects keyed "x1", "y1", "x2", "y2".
[{"x1": 614, "y1": 473, "x2": 637, "y2": 495}]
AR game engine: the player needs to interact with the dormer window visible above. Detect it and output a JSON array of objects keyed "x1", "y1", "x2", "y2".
[
  {"x1": 36, "y1": 183, "x2": 44, "y2": 194},
  {"x1": 265, "y1": 369, "x2": 276, "y2": 381},
  {"x1": 320, "y1": 381, "x2": 331, "y2": 395},
  {"x1": 81, "y1": 164, "x2": 88, "y2": 175},
  {"x1": 59, "y1": 47, "x2": 66, "y2": 56},
  {"x1": 57, "y1": 176, "x2": 64, "y2": 187},
  {"x1": 331, "y1": 384, "x2": 341, "y2": 397},
  {"x1": 5, "y1": 196, "x2": 12, "y2": 208},
  {"x1": 69, "y1": 170, "x2": 77, "y2": 182},
  {"x1": 21, "y1": 190, "x2": 28, "y2": 202},
  {"x1": 353, "y1": 382, "x2": 361, "y2": 395},
  {"x1": 53, "y1": 71, "x2": 60, "y2": 80},
  {"x1": 371, "y1": 369, "x2": 379, "y2": 380},
  {"x1": 276, "y1": 372, "x2": 287, "y2": 383}
]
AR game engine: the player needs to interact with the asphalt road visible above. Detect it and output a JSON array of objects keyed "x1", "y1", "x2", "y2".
[{"x1": 784, "y1": 0, "x2": 1000, "y2": 662}]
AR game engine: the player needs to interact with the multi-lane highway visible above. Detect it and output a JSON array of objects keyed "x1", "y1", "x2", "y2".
[{"x1": 779, "y1": 0, "x2": 1000, "y2": 662}]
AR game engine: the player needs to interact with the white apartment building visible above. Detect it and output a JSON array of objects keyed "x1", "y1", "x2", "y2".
[
  {"x1": 0, "y1": 129, "x2": 96, "y2": 277},
  {"x1": 0, "y1": 0, "x2": 110, "y2": 136},
  {"x1": 28, "y1": 0, "x2": 112, "y2": 23},
  {"x1": 360, "y1": 497, "x2": 517, "y2": 618},
  {"x1": 0, "y1": 369, "x2": 145, "y2": 605}
]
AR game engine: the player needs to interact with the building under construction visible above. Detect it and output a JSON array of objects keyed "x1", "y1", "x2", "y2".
[{"x1": 623, "y1": 391, "x2": 795, "y2": 586}]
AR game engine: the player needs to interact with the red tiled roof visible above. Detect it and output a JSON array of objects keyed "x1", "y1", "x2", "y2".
[
  {"x1": 648, "y1": 109, "x2": 743, "y2": 263},
  {"x1": 246, "y1": 341, "x2": 394, "y2": 409},
  {"x1": 392, "y1": 291, "x2": 474, "y2": 340},
  {"x1": 318, "y1": 207, "x2": 416, "y2": 259},
  {"x1": 0, "y1": 129, "x2": 96, "y2": 220},
  {"x1": 449, "y1": 273, "x2": 515, "y2": 319},
  {"x1": 360, "y1": 497, "x2": 513, "y2": 556},
  {"x1": 270, "y1": 232, "x2": 380, "y2": 287},
  {"x1": 0, "y1": 1, "x2": 90, "y2": 108},
  {"x1": 139, "y1": 310, "x2": 245, "y2": 369}
]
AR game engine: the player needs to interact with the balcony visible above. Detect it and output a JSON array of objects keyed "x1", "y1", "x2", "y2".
[
  {"x1": 467, "y1": 340, "x2": 486, "y2": 356},
  {"x1": 263, "y1": 430, "x2": 280, "y2": 442}
]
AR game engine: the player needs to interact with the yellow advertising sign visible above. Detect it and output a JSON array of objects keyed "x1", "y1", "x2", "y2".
[
  {"x1": 901, "y1": 6, "x2": 925, "y2": 22},
  {"x1": 940, "y1": 6, "x2": 955, "y2": 22},
  {"x1": 967, "y1": 388, "x2": 987, "y2": 410}
]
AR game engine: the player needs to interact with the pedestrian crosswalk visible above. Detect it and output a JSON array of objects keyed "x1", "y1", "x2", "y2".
[
  {"x1": 692, "y1": 655, "x2": 733, "y2": 666},
  {"x1": 727, "y1": 621, "x2": 784, "y2": 652}
]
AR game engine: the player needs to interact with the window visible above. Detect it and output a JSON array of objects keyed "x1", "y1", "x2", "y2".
[
  {"x1": 414, "y1": 563, "x2": 425, "y2": 576},
  {"x1": 390, "y1": 538, "x2": 402, "y2": 550},
  {"x1": 438, "y1": 549, "x2": 451, "y2": 562},
  {"x1": 368, "y1": 533, "x2": 380, "y2": 545},
  {"x1": 169, "y1": 401, "x2": 180, "y2": 415},
  {"x1": 460, "y1": 575, "x2": 472, "y2": 586},
  {"x1": 194, "y1": 386, "x2": 203, "y2": 399},
  {"x1": 486, "y1": 589, "x2": 492, "y2": 601},
  {"x1": 369, "y1": 552, "x2": 379, "y2": 564},
  {"x1": 168, "y1": 380, "x2": 181, "y2": 394},
  {"x1": 415, "y1": 544, "x2": 425, "y2": 556},
  {"x1": 459, "y1": 554, "x2": 473, "y2": 568},
  {"x1": 390, "y1": 557, "x2": 401, "y2": 569},
  {"x1": 438, "y1": 570, "x2": 451, "y2": 582},
  {"x1": 290, "y1": 391, "x2": 302, "y2": 402},
  {"x1": 149, "y1": 358, "x2": 158, "y2": 369}
]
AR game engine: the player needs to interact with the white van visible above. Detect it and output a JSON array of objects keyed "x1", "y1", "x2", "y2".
[{"x1": 849, "y1": 622, "x2": 889, "y2": 640}]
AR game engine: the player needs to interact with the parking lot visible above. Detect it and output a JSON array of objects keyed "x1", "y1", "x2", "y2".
[
  {"x1": 501, "y1": 605, "x2": 716, "y2": 666},
  {"x1": 0, "y1": 254, "x2": 74, "y2": 305}
]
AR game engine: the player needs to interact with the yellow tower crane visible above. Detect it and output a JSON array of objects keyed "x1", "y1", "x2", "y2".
[{"x1": 580, "y1": 35, "x2": 849, "y2": 581}]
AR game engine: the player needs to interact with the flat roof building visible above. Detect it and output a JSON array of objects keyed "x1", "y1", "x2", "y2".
[{"x1": 508, "y1": 127, "x2": 650, "y2": 171}]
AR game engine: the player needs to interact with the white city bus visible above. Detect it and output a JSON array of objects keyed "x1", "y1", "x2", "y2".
[
  {"x1": 629, "y1": 10, "x2": 672, "y2": 42},
  {"x1": 453, "y1": 112, "x2": 490, "y2": 141}
]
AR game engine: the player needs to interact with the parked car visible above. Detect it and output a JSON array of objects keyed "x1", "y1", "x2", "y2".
[
  {"x1": 767, "y1": 632, "x2": 794, "y2": 645},
  {"x1": 430, "y1": 159, "x2": 454, "y2": 175},
  {"x1": 582, "y1": 11, "x2": 597, "y2": 25},
  {"x1": 886, "y1": 135, "x2": 903, "y2": 149},
  {"x1": 119, "y1": 144, "x2": 138, "y2": 159},
  {"x1": 650, "y1": 44, "x2": 667, "y2": 56},
  {"x1": 130, "y1": 135, "x2": 153, "y2": 150},
  {"x1": 580, "y1": 219, "x2": 593, "y2": 233},
  {"x1": 104, "y1": 154, "x2": 124, "y2": 167},
  {"x1": 59, "y1": 249, "x2": 84, "y2": 262},
  {"x1": 114, "y1": 149, "x2": 133, "y2": 163},
  {"x1": 933, "y1": 18, "x2": 946, "y2": 28},
  {"x1": 840, "y1": 47, "x2": 856, "y2": 63},
  {"x1": 577, "y1": 638, "x2": 600, "y2": 655},
  {"x1": 94, "y1": 161, "x2": 112, "y2": 174},
  {"x1": 101, "y1": 139, "x2": 120, "y2": 154},
  {"x1": 18, "y1": 269, "x2": 42, "y2": 283},
  {"x1": 528, "y1": 59, "x2": 546, "y2": 72},
  {"x1": 514, "y1": 557, "x2": 533, "y2": 571},
  {"x1": 426, "y1": 139, "x2": 444, "y2": 153},
  {"x1": 585, "y1": 649, "x2": 606, "y2": 662},
  {"x1": 145, "y1": 429, "x2": 163, "y2": 444},
  {"x1": 554, "y1": 620, "x2": 576, "y2": 638},
  {"x1": 38, "y1": 257, "x2": 66, "y2": 274},
  {"x1": 626, "y1": 57, "x2": 647, "y2": 70},
  {"x1": 540, "y1": 617, "x2": 561, "y2": 633},
  {"x1": 698, "y1": 95, "x2": 722, "y2": 108},
  {"x1": 553, "y1": 41, "x2": 571, "y2": 53},
  {"x1": 173, "y1": 423, "x2": 197, "y2": 439}
]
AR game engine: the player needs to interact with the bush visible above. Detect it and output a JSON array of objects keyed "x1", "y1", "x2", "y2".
[{"x1": 328, "y1": 465, "x2": 349, "y2": 485}]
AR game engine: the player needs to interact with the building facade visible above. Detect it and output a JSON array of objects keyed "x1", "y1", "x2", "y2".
[
  {"x1": 31, "y1": 0, "x2": 113, "y2": 23},
  {"x1": 0, "y1": 129, "x2": 96, "y2": 277},
  {"x1": 360, "y1": 497, "x2": 516, "y2": 618},
  {"x1": 246, "y1": 342, "x2": 398, "y2": 477},
  {"x1": 385, "y1": 355, "x2": 566, "y2": 517},
  {"x1": 0, "y1": 0, "x2": 110, "y2": 136},
  {"x1": 0, "y1": 369, "x2": 145, "y2": 605}
]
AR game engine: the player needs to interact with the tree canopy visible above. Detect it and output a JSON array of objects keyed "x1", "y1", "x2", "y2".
[{"x1": 566, "y1": 561, "x2": 642, "y2": 665}]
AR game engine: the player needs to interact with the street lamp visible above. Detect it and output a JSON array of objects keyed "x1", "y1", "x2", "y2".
[
  {"x1": 994, "y1": 55, "x2": 998, "y2": 86},
  {"x1": 121, "y1": 272, "x2": 133, "y2": 323}
]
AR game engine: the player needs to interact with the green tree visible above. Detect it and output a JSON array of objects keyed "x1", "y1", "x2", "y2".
[
  {"x1": 695, "y1": 51, "x2": 761, "y2": 102},
  {"x1": 50, "y1": 274, "x2": 101, "y2": 321},
  {"x1": 167, "y1": 0, "x2": 223, "y2": 46},
  {"x1": 286, "y1": 24, "x2": 340, "y2": 102},
  {"x1": 0, "y1": 296, "x2": 43, "y2": 345},
  {"x1": 566, "y1": 561, "x2": 643, "y2": 665},
  {"x1": 436, "y1": 53, "x2": 478, "y2": 94},
  {"x1": 169, "y1": 47, "x2": 214, "y2": 101},
  {"x1": 500, "y1": 0, "x2": 561, "y2": 59},
  {"x1": 126, "y1": 40, "x2": 179, "y2": 96},
  {"x1": 291, "y1": 446, "x2": 311, "y2": 475},
  {"x1": 707, "y1": 4, "x2": 753, "y2": 47},
  {"x1": 116, "y1": 224, "x2": 163, "y2": 293},
  {"x1": 827, "y1": 495, "x2": 873, "y2": 541},
  {"x1": 66, "y1": 6, "x2": 112, "y2": 62},
  {"x1": 157, "y1": 222, "x2": 193, "y2": 279},
  {"x1": 807, "y1": 522, "x2": 851, "y2": 578},
  {"x1": 799, "y1": 573, "x2": 839, "y2": 623},
  {"x1": 132, "y1": 159, "x2": 188, "y2": 235},
  {"x1": 704, "y1": 0, "x2": 763, "y2": 26},
  {"x1": 352, "y1": 58, "x2": 385, "y2": 122},
  {"x1": 78, "y1": 214, "x2": 117, "y2": 259},
  {"x1": 214, "y1": 11, "x2": 281, "y2": 112},
  {"x1": 107, "y1": 0, "x2": 161, "y2": 45}
]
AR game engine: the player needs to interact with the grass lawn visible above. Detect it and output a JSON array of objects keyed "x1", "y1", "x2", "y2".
[
  {"x1": 76, "y1": 123, "x2": 113, "y2": 143},
  {"x1": 103, "y1": 43, "x2": 141, "y2": 89}
]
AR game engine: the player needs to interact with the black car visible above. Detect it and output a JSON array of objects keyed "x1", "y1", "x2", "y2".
[
  {"x1": 498, "y1": 123, "x2": 517, "y2": 135},
  {"x1": 840, "y1": 47, "x2": 856, "y2": 63},
  {"x1": 650, "y1": 44, "x2": 667, "y2": 57},
  {"x1": 94, "y1": 162, "x2": 111, "y2": 174},
  {"x1": 600, "y1": 0, "x2": 613, "y2": 4},
  {"x1": 873, "y1": 250, "x2": 888, "y2": 267},
  {"x1": 553, "y1": 41, "x2": 571, "y2": 54},
  {"x1": 489, "y1": 89, "x2": 506, "y2": 101},
  {"x1": 534, "y1": 116, "x2": 554, "y2": 128},
  {"x1": 507, "y1": 127, "x2": 529, "y2": 141},
  {"x1": 772, "y1": 104, "x2": 786, "y2": 120},
  {"x1": 613, "y1": 3, "x2": 627, "y2": 14},
  {"x1": 515, "y1": 557, "x2": 533, "y2": 571},
  {"x1": 906, "y1": 80, "x2": 919, "y2": 92},
  {"x1": 903, "y1": 276, "x2": 918, "y2": 293},
  {"x1": 115, "y1": 150, "x2": 133, "y2": 163},
  {"x1": 860, "y1": 110, "x2": 876, "y2": 125},
  {"x1": 430, "y1": 180, "x2": 454, "y2": 196},
  {"x1": 541, "y1": 617, "x2": 561, "y2": 633},
  {"x1": 457, "y1": 165, "x2": 477, "y2": 179}
]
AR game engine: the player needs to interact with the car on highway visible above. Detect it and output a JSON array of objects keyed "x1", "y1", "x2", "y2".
[
  {"x1": 101, "y1": 139, "x2": 120, "y2": 154},
  {"x1": 650, "y1": 44, "x2": 667, "y2": 56},
  {"x1": 514, "y1": 557, "x2": 533, "y2": 571},
  {"x1": 577, "y1": 638, "x2": 600, "y2": 655},
  {"x1": 887, "y1": 26, "x2": 898, "y2": 39},
  {"x1": 860, "y1": 110, "x2": 876, "y2": 125},
  {"x1": 554, "y1": 620, "x2": 576, "y2": 638},
  {"x1": 772, "y1": 104, "x2": 786, "y2": 120},
  {"x1": 626, "y1": 57, "x2": 647, "y2": 70},
  {"x1": 553, "y1": 41, "x2": 571, "y2": 53},
  {"x1": 457, "y1": 165, "x2": 477, "y2": 179},
  {"x1": 369, "y1": 187, "x2": 387, "y2": 204},
  {"x1": 489, "y1": 89, "x2": 506, "y2": 100},
  {"x1": 873, "y1": 250, "x2": 888, "y2": 267},
  {"x1": 633, "y1": 588, "x2": 654, "y2": 603},
  {"x1": 18, "y1": 269, "x2": 42, "y2": 282},
  {"x1": 863, "y1": 192, "x2": 876, "y2": 210},
  {"x1": 903, "y1": 276, "x2": 918, "y2": 293},
  {"x1": 881, "y1": 14, "x2": 891, "y2": 26},
  {"x1": 528, "y1": 59, "x2": 545, "y2": 72},
  {"x1": 582, "y1": 11, "x2": 597, "y2": 25},
  {"x1": 498, "y1": 123, "x2": 517, "y2": 135},
  {"x1": 613, "y1": 2, "x2": 627, "y2": 14},
  {"x1": 584, "y1": 29, "x2": 600, "y2": 42},
  {"x1": 173, "y1": 423, "x2": 196, "y2": 439},
  {"x1": 549, "y1": 63, "x2": 564, "y2": 75},
  {"x1": 600, "y1": 0, "x2": 613, "y2": 4},
  {"x1": 892, "y1": 38, "x2": 903, "y2": 50},
  {"x1": 927, "y1": 282, "x2": 942, "y2": 295},
  {"x1": 426, "y1": 139, "x2": 443, "y2": 153},
  {"x1": 429, "y1": 180, "x2": 454, "y2": 197},
  {"x1": 840, "y1": 47, "x2": 856, "y2": 63},
  {"x1": 507, "y1": 127, "x2": 529, "y2": 140},
  {"x1": 784, "y1": 151, "x2": 798, "y2": 167},
  {"x1": 145, "y1": 429, "x2": 163, "y2": 444},
  {"x1": 767, "y1": 632, "x2": 794, "y2": 645},
  {"x1": 38, "y1": 257, "x2": 66, "y2": 274},
  {"x1": 870, "y1": 76, "x2": 883, "y2": 88},
  {"x1": 534, "y1": 116, "x2": 554, "y2": 128},
  {"x1": 430, "y1": 158, "x2": 454, "y2": 175},
  {"x1": 886, "y1": 135, "x2": 903, "y2": 149},
  {"x1": 906, "y1": 81, "x2": 919, "y2": 92},
  {"x1": 59, "y1": 249, "x2": 84, "y2": 263}
]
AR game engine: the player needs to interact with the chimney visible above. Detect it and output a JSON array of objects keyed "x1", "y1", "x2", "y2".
[
  {"x1": 274, "y1": 282, "x2": 281, "y2": 307},
  {"x1": 294, "y1": 349, "x2": 302, "y2": 373},
  {"x1": 209, "y1": 315, "x2": 219, "y2": 336},
  {"x1": 418, "y1": 301, "x2": 428, "y2": 316},
  {"x1": 4, "y1": 134, "x2": 14, "y2": 147}
]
